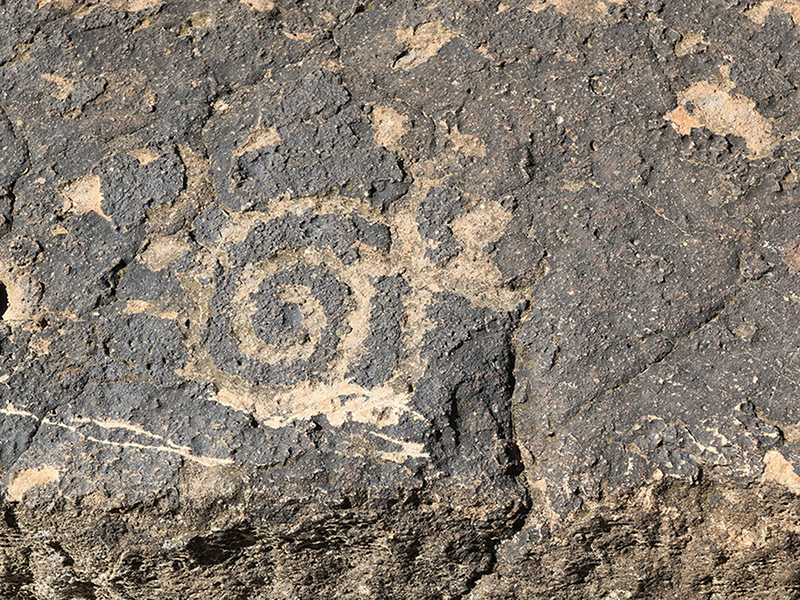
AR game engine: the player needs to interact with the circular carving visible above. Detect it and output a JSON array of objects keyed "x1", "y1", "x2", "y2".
[
  {"x1": 211, "y1": 252, "x2": 356, "y2": 387},
  {"x1": 164, "y1": 189, "x2": 531, "y2": 437}
]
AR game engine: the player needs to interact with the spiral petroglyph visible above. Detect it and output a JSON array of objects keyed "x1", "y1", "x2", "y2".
[{"x1": 170, "y1": 186, "x2": 532, "y2": 443}]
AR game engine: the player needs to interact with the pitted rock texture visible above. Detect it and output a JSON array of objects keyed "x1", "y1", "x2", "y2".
[{"x1": 2, "y1": 0, "x2": 800, "y2": 598}]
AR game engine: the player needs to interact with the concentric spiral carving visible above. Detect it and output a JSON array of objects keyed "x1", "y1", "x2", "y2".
[{"x1": 170, "y1": 187, "x2": 532, "y2": 441}]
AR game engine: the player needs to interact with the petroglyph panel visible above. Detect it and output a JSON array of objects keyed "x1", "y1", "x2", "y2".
[{"x1": 5, "y1": 2, "x2": 800, "y2": 596}]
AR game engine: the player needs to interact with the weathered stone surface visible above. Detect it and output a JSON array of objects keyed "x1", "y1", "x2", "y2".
[{"x1": 1, "y1": 0, "x2": 800, "y2": 598}]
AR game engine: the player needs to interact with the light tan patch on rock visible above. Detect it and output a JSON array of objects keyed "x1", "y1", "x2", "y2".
[
  {"x1": 447, "y1": 123, "x2": 487, "y2": 157},
  {"x1": 389, "y1": 176, "x2": 528, "y2": 311},
  {"x1": 443, "y1": 201, "x2": 518, "y2": 307},
  {"x1": 369, "y1": 432, "x2": 428, "y2": 463},
  {"x1": 450, "y1": 201, "x2": 511, "y2": 257},
  {"x1": 40, "y1": 73, "x2": 75, "y2": 101},
  {"x1": 258, "y1": 380, "x2": 414, "y2": 429},
  {"x1": 371, "y1": 106, "x2": 411, "y2": 149},
  {"x1": 197, "y1": 366, "x2": 422, "y2": 436},
  {"x1": 665, "y1": 105, "x2": 701, "y2": 135},
  {"x1": 665, "y1": 68, "x2": 777, "y2": 158},
  {"x1": 29, "y1": 336, "x2": 51, "y2": 357},
  {"x1": 394, "y1": 21, "x2": 455, "y2": 69},
  {"x1": 214, "y1": 387, "x2": 256, "y2": 414},
  {"x1": 180, "y1": 464, "x2": 246, "y2": 503},
  {"x1": 283, "y1": 30, "x2": 314, "y2": 43},
  {"x1": 745, "y1": 0, "x2": 800, "y2": 24},
  {"x1": 79, "y1": 489, "x2": 127, "y2": 512},
  {"x1": 142, "y1": 87, "x2": 156, "y2": 110},
  {"x1": 675, "y1": 31, "x2": 708, "y2": 57},
  {"x1": 7, "y1": 466, "x2": 60, "y2": 502},
  {"x1": 37, "y1": 0, "x2": 74, "y2": 9},
  {"x1": 762, "y1": 450, "x2": 800, "y2": 494},
  {"x1": 60, "y1": 174, "x2": 111, "y2": 222},
  {"x1": 526, "y1": 0, "x2": 625, "y2": 19},
  {"x1": 9, "y1": 42, "x2": 32, "y2": 64},
  {"x1": 122, "y1": 299, "x2": 180, "y2": 320},
  {"x1": 105, "y1": 0, "x2": 162, "y2": 11},
  {"x1": 190, "y1": 12, "x2": 213, "y2": 28},
  {"x1": 784, "y1": 241, "x2": 800, "y2": 274},
  {"x1": 140, "y1": 236, "x2": 190, "y2": 271},
  {"x1": 178, "y1": 12, "x2": 214, "y2": 36},
  {"x1": 0, "y1": 402, "x2": 37, "y2": 419},
  {"x1": 233, "y1": 126, "x2": 281, "y2": 157},
  {"x1": 0, "y1": 264, "x2": 42, "y2": 325},
  {"x1": 240, "y1": 0, "x2": 275, "y2": 11},
  {"x1": 72, "y1": 4, "x2": 97, "y2": 18},
  {"x1": 127, "y1": 147, "x2": 159, "y2": 165},
  {"x1": 132, "y1": 15, "x2": 153, "y2": 31}
]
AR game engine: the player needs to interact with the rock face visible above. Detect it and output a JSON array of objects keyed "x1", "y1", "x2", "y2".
[{"x1": 1, "y1": 0, "x2": 800, "y2": 598}]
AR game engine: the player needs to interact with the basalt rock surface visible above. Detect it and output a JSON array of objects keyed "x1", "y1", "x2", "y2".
[{"x1": 2, "y1": 0, "x2": 800, "y2": 598}]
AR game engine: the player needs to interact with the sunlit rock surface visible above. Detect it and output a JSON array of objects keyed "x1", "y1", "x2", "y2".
[{"x1": 2, "y1": 1, "x2": 800, "y2": 597}]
